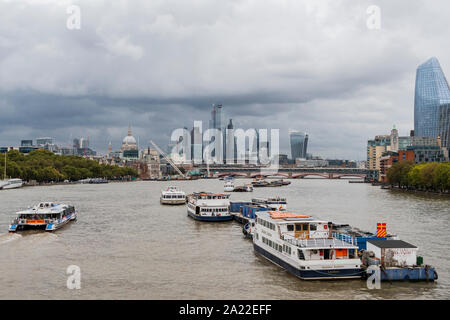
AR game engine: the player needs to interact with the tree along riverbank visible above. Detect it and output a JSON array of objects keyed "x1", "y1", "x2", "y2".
[
  {"x1": 386, "y1": 161, "x2": 450, "y2": 194},
  {"x1": 0, "y1": 149, "x2": 137, "y2": 183}
]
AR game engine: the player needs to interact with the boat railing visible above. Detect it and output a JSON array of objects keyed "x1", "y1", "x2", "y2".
[
  {"x1": 332, "y1": 232, "x2": 357, "y2": 246},
  {"x1": 282, "y1": 233, "x2": 356, "y2": 247}
]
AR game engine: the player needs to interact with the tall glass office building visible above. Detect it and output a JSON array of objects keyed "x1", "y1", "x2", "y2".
[
  {"x1": 289, "y1": 130, "x2": 308, "y2": 160},
  {"x1": 414, "y1": 57, "x2": 450, "y2": 138}
]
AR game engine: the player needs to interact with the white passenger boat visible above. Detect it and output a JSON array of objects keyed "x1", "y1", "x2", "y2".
[
  {"x1": 253, "y1": 211, "x2": 363, "y2": 280},
  {"x1": 0, "y1": 178, "x2": 23, "y2": 190},
  {"x1": 160, "y1": 186, "x2": 186, "y2": 205},
  {"x1": 187, "y1": 192, "x2": 232, "y2": 221},
  {"x1": 8, "y1": 202, "x2": 77, "y2": 232},
  {"x1": 252, "y1": 197, "x2": 287, "y2": 211},
  {"x1": 224, "y1": 180, "x2": 235, "y2": 192}
]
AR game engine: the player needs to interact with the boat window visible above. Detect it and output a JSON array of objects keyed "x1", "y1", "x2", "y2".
[
  {"x1": 295, "y1": 224, "x2": 302, "y2": 231},
  {"x1": 287, "y1": 225, "x2": 294, "y2": 231},
  {"x1": 297, "y1": 249, "x2": 305, "y2": 260},
  {"x1": 310, "y1": 224, "x2": 317, "y2": 231},
  {"x1": 349, "y1": 249, "x2": 356, "y2": 259}
]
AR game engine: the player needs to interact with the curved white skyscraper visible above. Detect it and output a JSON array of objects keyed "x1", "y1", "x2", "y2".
[{"x1": 414, "y1": 57, "x2": 450, "y2": 138}]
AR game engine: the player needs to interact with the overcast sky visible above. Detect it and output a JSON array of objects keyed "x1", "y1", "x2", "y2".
[{"x1": 1, "y1": 0, "x2": 450, "y2": 160}]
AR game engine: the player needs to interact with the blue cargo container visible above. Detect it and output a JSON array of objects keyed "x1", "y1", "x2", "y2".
[
  {"x1": 365, "y1": 266, "x2": 438, "y2": 281},
  {"x1": 242, "y1": 205, "x2": 270, "y2": 219},
  {"x1": 230, "y1": 202, "x2": 251, "y2": 213}
]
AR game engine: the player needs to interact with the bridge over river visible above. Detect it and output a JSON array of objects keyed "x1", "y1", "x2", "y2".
[{"x1": 198, "y1": 166, "x2": 378, "y2": 181}]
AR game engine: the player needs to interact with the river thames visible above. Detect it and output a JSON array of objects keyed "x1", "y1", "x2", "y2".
[{"x1": 0, "y1": 179, "x2": 449, "y2": 299}]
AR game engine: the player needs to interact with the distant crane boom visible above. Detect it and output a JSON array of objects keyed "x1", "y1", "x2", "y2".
[{"x1": 150, "y1": 140, "x2": 187, "y2": 178}]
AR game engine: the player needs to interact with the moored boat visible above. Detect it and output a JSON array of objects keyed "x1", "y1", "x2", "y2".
[
  {"x1": 0, "y1": 178, "x2": 23, "y2": 190},
  {"x1": 8, "y1": 202, "x2": 77, "y2": 232},
  {"x1": 360, "y1": 240, "x2": 438, "y2": 281},
  {"x1": 187, "y1": 192, "x2": 232, "y2": 222},
  {"x1": 252, "y1": 197, "x2": 287, "y2": 211},
  {"x1": 224, "y1": 180, "x2": 235, "y2": 192},
  {"x1": 233, "y1": 184, "x2": 254, "y2": 192},
  {"x1": 160, "y1": 186, "x2": 186, "y2": 205},
  {"x1": 252, "y1": 179, "x2": 269, "y2": 187},
  {"x1": 253, "y1": 211, "x2": 363, "y2": 280}
]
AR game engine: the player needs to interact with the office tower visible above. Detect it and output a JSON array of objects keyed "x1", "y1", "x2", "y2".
[
  {"x1": 225, "y1": 119, "x2": 236, "y2": 164},
  {"x1": 414, "y1": 57, "x2": 450, "y2": 138},
  {"x1": 73, "y1": 138, "x2": 80, "y2": 149},
  {"x1": 289, "y1": 130, "x2": 308, "y2": 160},
  {"x1": 191, "y1": 121, "x2": 203, "y2": 164},
  {"x1": 36, "y1": 137, "x2": 53, "y2": 146},
  {"x1": 21, "y1": 140, "x2": 33, "y2": 147},
  {"x1": 209, "y1": 104, "x2": 226, "y2": 162},
  {"x1": 367, "y1": 135, "x2": 390, "y2": 171}
]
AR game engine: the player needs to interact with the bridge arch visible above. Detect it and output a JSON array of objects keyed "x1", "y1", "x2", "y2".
[
  {"x1": 333, "y1": 174, "x2": 366, "y2": 179},
  {"x1": 292, "y1": 173, "x2": 329, "y2": 179}
]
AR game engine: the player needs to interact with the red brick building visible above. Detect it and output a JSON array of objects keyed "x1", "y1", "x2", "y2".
[{"x1": 379, "y1": 150, "x2": 414, "y2": 183}]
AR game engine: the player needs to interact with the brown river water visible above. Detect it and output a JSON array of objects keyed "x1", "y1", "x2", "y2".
[{"x1": 0, "y1": 179, "x2": 449, "y2": 299}]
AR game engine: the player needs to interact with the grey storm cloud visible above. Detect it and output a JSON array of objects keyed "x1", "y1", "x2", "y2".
[{"x1": 1, "y1": 0, "x2": 450, "y2": 159}]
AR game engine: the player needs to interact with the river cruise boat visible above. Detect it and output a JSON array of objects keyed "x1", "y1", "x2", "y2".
[
  {"x1": 0, "y1": 178, "x2": 23, "y2": 190},
  {"x1": 187, "y1": 192, "x2": 232, "y2": 221},
  {"x1": 8, "y1": 202, "x2": 77, "y2": 232},
  {"x1": 224, "y1": 180, "x2": 235, "y2": 192},
  {"x1": 160, "y1": 186, "x2": 186, "y2": 205},
  {"x1": 252, "y1": 197, "x2": 287, "y2": 211},
  {"x1": 253, "y1": 211, "x2": 363, "y2": 280}
]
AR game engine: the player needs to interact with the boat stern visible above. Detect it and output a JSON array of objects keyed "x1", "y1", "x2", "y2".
[{"x1": 45, "y1": 223, "x2": 56, "y2": 232}]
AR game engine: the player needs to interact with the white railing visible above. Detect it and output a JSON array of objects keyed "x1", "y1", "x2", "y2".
[
  {"x1": 332, "y1": 232, "x2": 357, "y2": 246},
  {"x1": 282, "y1": 233, "x2": 356, "y2": 247}
]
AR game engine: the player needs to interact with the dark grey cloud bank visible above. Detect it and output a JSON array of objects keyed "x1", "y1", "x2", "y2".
[{"x1": 1, "y1": 0, "x2": 450, "y2": 159}]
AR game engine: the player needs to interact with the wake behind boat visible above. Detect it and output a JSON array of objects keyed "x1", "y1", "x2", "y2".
[{"x1": 8, "y1": 202, "x2": 77, "y2": 232}]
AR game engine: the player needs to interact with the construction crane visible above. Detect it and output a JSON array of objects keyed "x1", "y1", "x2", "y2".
[{"x1": 150, "y1": 140, "x2": 187, "y2": 179}]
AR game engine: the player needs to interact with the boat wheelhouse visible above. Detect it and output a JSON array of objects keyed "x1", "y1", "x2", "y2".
[
  {"x1": 8, "y1": 202, "x2": 77, "y2": 232},
  {"x1": 252, "y1": 197, "x2": 287, "y2": 211},
  {"x1": 187, "y1": 192, "x2": 232, "y2": 222},
  {"x1": 160, "y1": 186, "x2": 186, "y2": 205},
  {"x1": 253, "y1": 211, "x2": 362, "y2": 280}
]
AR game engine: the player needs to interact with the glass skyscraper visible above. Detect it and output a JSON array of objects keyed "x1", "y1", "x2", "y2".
[
  {"x1": 414, "y1": 57, "x2": 450, "y2": 138},
  {"x1": 289, "y1": 130, "x2": 308, "y2": 160}
]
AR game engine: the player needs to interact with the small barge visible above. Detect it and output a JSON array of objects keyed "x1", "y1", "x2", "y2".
[{"x1": 361, "y1": 240, "x2": 438, "y2": 281}]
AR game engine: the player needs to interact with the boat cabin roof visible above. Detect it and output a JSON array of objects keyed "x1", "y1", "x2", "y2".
[
  {"x1": 16, "y1": 202, "x2": 70, "y2": 215},
  {"x1": 252, "y1": 197, "x2": 286, "y2": 202},
  {"x1": 367, "y1": 240, "x2": 417, "y2": 249},
  {"x1": 162, "y1": 186, "x2": 185, "y2": 193},
  {"x1": 257, "y1": 211, "x2": 328, "y2": 224},
  {"x1": 194, "y1": 192, "x2": 230, "y2": 196}
]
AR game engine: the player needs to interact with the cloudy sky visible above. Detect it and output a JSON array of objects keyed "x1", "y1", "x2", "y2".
[{"x1": 1, "y1": 0, "x2": 449, "y2": 160}]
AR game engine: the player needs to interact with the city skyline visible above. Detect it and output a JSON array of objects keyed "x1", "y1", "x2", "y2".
[{"x1": 1, "y1": 1, "x2": 450, "y2": 160}]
